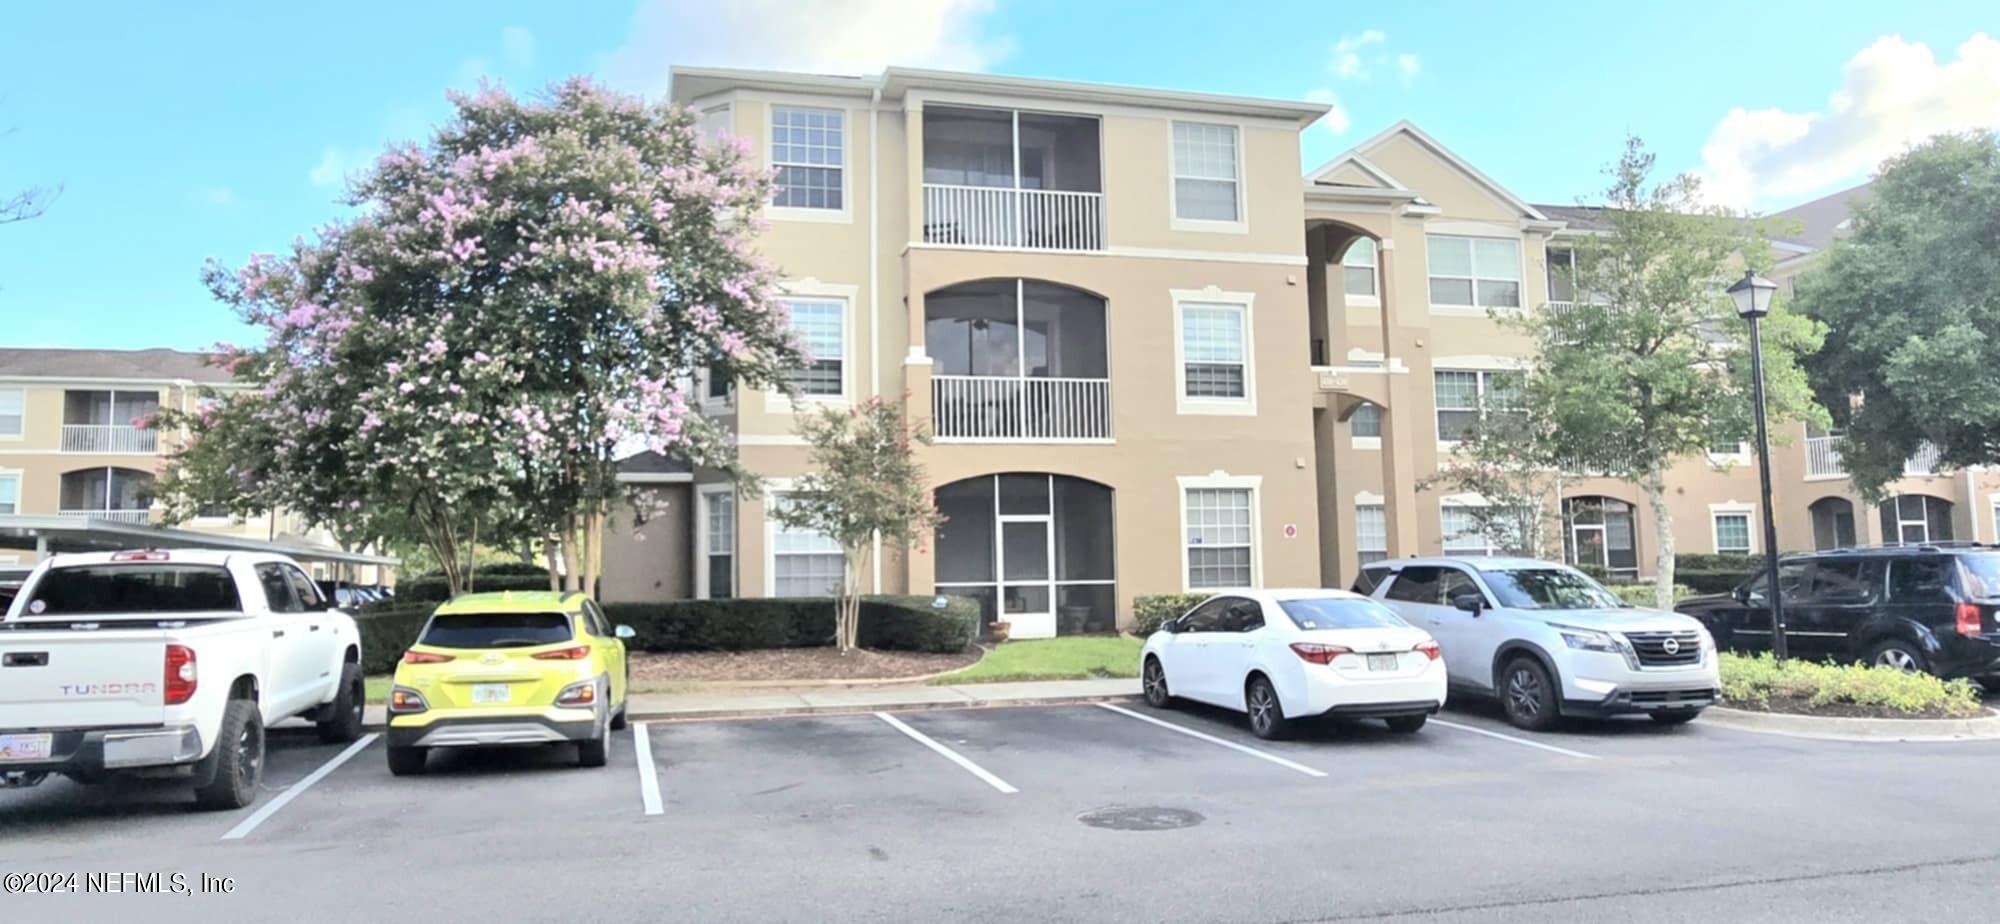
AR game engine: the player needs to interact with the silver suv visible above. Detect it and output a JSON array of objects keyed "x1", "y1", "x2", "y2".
[{"x1": 1358, "y1": 557, "x2": 1720, "y2": 731}]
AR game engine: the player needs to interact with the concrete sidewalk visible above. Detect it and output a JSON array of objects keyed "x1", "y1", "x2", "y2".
[{"x1": 362, "y1": 677, "x2": 1140, "y2": 726}]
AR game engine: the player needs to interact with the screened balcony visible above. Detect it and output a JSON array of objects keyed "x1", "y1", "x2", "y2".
[
  {"x1": 926, "y1": 279, "x2": 1111, "y2": 442},
  {"x1": 59, "y1": 466, "x2": 155, "y2": 523},
  {"x1": 61, "y1": 389, "x2": 160, "y2": 453},
  {"x1": 921, "y1": 106, "x2": 1103, "y2": 251}
]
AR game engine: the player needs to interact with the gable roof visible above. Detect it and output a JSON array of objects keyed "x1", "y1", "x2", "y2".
[
  {"x1": 0, "y1": 348, "x2": 232, "y2": 383},
  {"x1": 1309, "y1": 120, "x2": 1547, "y2": 221},
  {"x1": 1770, "y1": 182, "x2": 1871, "y2": 250}
]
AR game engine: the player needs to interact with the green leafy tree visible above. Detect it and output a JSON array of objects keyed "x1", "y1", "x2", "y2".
[
  {"x1": 1798, "y1": 131, "x2": 2000, "y2": 496},
  {"x1": 771, "y1": 396, "x2": 943, "y2": 653},
  {"x1": 1423, "y1": 395, "x2": 1566, "y2": 562},
  {"x1": 155, "y1": 79, "x2": 804, "y2": 594},
  {"x1": 1511, "y1": 137, "x2": 1825, "y2": 606}
]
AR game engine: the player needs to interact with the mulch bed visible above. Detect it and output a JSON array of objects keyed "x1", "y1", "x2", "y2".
[
  {"x1": 629, "y1": 646, "x2": 983, "y2": 687},
  {"x1": 1723, "y1": 695, "x2": 1981, "y2": 720}
]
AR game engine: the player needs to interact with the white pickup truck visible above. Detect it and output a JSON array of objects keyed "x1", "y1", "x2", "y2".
[{"x1": 0, "y1": 549, "x2": 366, "y2": 809}]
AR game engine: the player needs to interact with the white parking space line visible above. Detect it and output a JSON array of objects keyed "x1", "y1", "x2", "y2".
[
  {"x1": 634, "y1": 723, "x2": 664, "y2": 815},
  {"x1": 874, "y1": 712, "x2": 1018, "y2": 794},
  {"x1": 1430, "y1": 718, "x2": 1600, "y2": 761},
  {"x1": 1096, "y1": 703, "x2": 1328, "y2": 778},
  {"x1": 221, "y1": 733, "x2": 379, "y2": 841}
]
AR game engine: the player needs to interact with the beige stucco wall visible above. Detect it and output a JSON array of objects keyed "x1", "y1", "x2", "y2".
[{"x1": 600, "y1": 485, "x2": 693, "y2": 604}]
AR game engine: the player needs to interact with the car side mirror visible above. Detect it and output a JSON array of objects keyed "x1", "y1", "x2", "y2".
[
  {"x1": 614, "y1": 624, "x2": 636, "y2": 640},
  {"x1": 1451, "y1": 593, "x2": 1485, "y2": 615},
  {"x1": 1159, "y1": 618, "x2": 1180, "y2": 634}
]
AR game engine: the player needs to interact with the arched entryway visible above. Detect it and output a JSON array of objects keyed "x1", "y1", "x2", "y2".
[
  {"x1": 1809, "y1": 497, "x2": 1857, "y2": 550},
  {"x1": 1879, "y1": 494, "x2": 1953, "y2": 545},
  {"x1": 59, "y1": 466, "x2": 154, "y2": 522},
  {"x1": 1562, "y1": 496, "x2": 1638, "y2": 581},
  {"x1": 933, "y1": 473, "x2": 1115, "y2": 639}
]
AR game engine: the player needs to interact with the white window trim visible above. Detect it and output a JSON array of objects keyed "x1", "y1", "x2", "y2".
[
  {"x1": 1709, "y1": 502, "x2": 1757, "y2": 555},
  {"x1": 1355, "y1": 503, "x2": 1388, "y2": 561},
  {"x1": 767, "y1": 279, "x2": 859, "y2": 414},
  {"x1": 0, "y1": 386, "x2": 24, "y2": 441},
  {"x1": 1349, "y1": 402, "x2": 1382, "y2": 450},
  {"x1": 0, "y1": 467, "x2": 21, "y2": 515},
  {"x1": 760, "y1": 479, "x2": 848, "y2": 597},
  {"x1": 1706, "y1": 442, "x2": 1752, "y2": 468},
  {"x1": 1338, "y1": 238, "x2": 1380, "y2": 308},
  {"x1": 1424, "y1": 232, "x2": 1526, "y2": 316},
  {"x1": 766, "y1": 103, "x2": 853, "y2": 225},
  {"x1": 1170, "y1": 286, "x2": 1258, "y2": 416},
  {"x1": 696, "y1": 484, "x2": 736, "y2": 600},
  {"x1": 1167, "y1": 119, "x2": 1249, "y2": 234},
  {"x1": 1431, "y1": 363, "x2": 1522, "y2": 450},
  {"x1": 1439, "y1": 498, "x2": 1507, "y2": 557},
  {"x1": 1988, "y1": 493, "x2": 2000, "y2": 547},
  {"x1": 1176, "y1": 472, "x2": 1263, "y2": 592},
  {"x1": 696, "y1": 365, "x2": 735, "y2": 415}
]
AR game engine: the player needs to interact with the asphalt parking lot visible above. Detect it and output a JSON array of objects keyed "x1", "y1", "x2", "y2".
[{"x1": 5, "y1": 700, "x2": 2000, "y2": 922}]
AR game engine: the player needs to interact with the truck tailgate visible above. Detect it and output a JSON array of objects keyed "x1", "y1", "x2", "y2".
[{"x1": 0, "y1": 630, "x2": 167, "y2": 729}]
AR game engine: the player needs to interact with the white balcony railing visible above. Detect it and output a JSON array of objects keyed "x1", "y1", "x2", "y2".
[
  {"x1": 1806, "y1": 435, "x2": 1844, "y2": 476},
  {"x1": 1905, "y1": 442, "x2": 1942, "y2": 476},
  {"x1": 932, "y1": 375, "x2": 1111, "y2": 442},
  {"x1": 60, "y1": 508, "x2": 153, "y2": 524},
  {"x1": 61, "y1": 424, "x2": 158, "y2": 454},
  {"x1": 922, "y1": 184, "x2": 1104, "y2": 251}
]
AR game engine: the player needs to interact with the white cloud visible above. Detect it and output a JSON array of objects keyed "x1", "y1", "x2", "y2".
[
  {"x1": 1331, "y1": 30, "x2": 1385, "y2": 80},
  {"x1": 1305, "y1": 87, "x2": 1350, "y2": 136},
  {"x1": 1396, "y1": 53, "x2": 1421, "y2": 86},
  {"x1": 600, "y1": 0, "x2": 1012, "y2": 93},
  {"x1": 501, "y1": 26, "x2": 535, "y2": 68},
  {"x1": 308, "y1": 147, "x2": 362, "y2": 189},
  {"x1": 1697, "y1": 32, "x2": 2000, "y2": 209},
  {"x1": 195, "y1": 186, "x2": 236, "y2": 207}
]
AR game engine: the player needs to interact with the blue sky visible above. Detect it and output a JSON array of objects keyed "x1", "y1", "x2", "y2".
[{"x1": 2, "y1": 1, "x2": 1994, "y2": 351}]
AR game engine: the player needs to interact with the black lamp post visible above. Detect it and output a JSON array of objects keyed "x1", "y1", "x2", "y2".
[{"x1": 1728, "y1": 268, "x2": 1787, "y2": 660}]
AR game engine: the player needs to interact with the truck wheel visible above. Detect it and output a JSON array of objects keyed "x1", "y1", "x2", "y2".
[
  {"x1": 193, "y1": 698, "x2": 264, "y2": 811},
  {"x1": 316, "y1": 662, "x2": 366, "y2": 744},
  {"x1": 386, "y1": 747, "x2": 428, "y2": 776}
]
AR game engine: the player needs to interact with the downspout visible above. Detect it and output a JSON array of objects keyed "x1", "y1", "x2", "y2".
[
  {"x1": 869, "y1": 82, "x2": 884, "y2": 594},
  {"x1": 1967, "y1": 467, "x2": 1982, "y2": 544}
]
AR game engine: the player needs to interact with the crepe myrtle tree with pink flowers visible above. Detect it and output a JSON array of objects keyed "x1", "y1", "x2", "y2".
[{"x1": 155, "y1": 78, "x2": 806, "y2": 595}]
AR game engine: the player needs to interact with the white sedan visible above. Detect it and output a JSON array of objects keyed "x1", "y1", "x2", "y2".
[{"x1": 1141, "y1": 588, "x2": 1447, "y2": 739}]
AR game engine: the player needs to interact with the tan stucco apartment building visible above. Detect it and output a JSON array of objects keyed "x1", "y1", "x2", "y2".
[{"x1": 594, "y1": 64, "x2": 2000, "y2": 635}]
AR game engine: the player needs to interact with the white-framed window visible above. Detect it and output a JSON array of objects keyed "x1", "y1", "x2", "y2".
[
  {"x1": 698, "y1": 487, "x2": 736, "y2": 600},
  {"x1": 1171, "y1": 121, "x2": 1241, "y2": 226},
  {"x1": 0, "y1": 388, "x2": 22, "y2": 438},
  {"x1": 1427, "y1": 235, "x2": 1521, "y2": 309},
  {"x1": 1173, "y1": 288, "x2": 1257, "y2": 415},
  {"x1": 1713, "y1": 513, "x2": 1752, "y2": 555},
  {"x1": 768, "y1": 493, "x2": 845, "y2": 596},
  {"x1": 780, "y1": 297, "x2": 846, "y2": 398},
  {"x1": 1434, "y1": 369, "x2": 1519, "y2": 442},
  {"x1": 1356, "y1": 504, "x2": 1387, "y2": 564},
  {"x1": 1350, "y1": 402, "x2": 1382, "y2": 439},
  {"x1": 1183, "y1": 485, "x2": 1257, "y2": 589},
  {"x1": 1341, "y1": 238, "x2": 1378, "y2": 298},
  {"x1": 1441, "y1": 503, "x2": 1507, "y2": 557},
  {"x1": 770, "y1": 105, "x2": 844, "y2": 212},
  {"x1": 696, "y1": 103, "x2": 733, "y2": 147}
]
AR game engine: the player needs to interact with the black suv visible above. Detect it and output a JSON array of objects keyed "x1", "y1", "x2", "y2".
[{"x1": 1676, "y1": 544, "x2": 2000, "y2": 682}]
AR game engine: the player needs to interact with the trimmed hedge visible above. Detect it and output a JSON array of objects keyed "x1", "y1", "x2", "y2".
[
  {"x1": 1132, "y1": 593, "x2": 1209, "y2": 637},
  {"x1": 603, "y1": 595, "x2": 978, "y2": 653},
  {"x1": 1674, "y1": 553, "x2": 1764, "y2": 596},
  {"x1": 1607, "y1": 583, "x2": 1698, "y2": 608},
  {"x1": 355, "y1": 604, "x2": 432, "y2": 674},
  {"x1": 396, "y1": 572, "x2": 553, "y2": 604}
]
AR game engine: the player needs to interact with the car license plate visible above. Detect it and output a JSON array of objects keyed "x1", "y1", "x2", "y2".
[
  {"x1": 1366, "y1": 653, "x2": 1399, "y2": 672},
  {"x1": 0, "y1": 733, "x2": 53, "y2": 762},
  {"x1": 470, "y1": 683, "x2": 510, "y2": 705}
]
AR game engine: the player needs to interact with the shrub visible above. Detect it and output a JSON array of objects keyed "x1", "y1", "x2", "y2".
[
  {"x1": 1719, "y1": 652, "x2": 1985, "y2": 718},
  {"x1": 1673, "y1": 553, "x2": 1764, "y2": 596},
  {"x1": 396, "y1": 572, "x2": 553, "y2": 604},
  {"x1": 601, "y1": 595, "x2": 977, "y2": 654},
  {"x1": 1574, "y1": 562, "x2": 1611, "y2": 584},
  {"x1": 1132, "y1": 593, "x2": 1208, "y2": 636},
  {"x1": 1607, "y1": 583, "x2": 1699, "y2": 608},
  {"x1": 354, "y1": 604, "x2": 433, "y2": 674}
]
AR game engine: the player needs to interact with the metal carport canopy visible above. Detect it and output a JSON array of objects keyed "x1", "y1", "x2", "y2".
[{"x1": 0, "y1": 514, "x2": 398, "y2": 567}]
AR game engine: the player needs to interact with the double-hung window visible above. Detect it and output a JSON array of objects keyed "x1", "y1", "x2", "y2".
[
  {"x1": 0, "y1": 388, "x2": 22, "y2": 438},
  {"x1": 1341, "y1": 238, "x2": 1378, "y2": 297},
  {"x1": 1171, "y1": 121, "x2": 1241, "y2": 224},
  {"x1": 1434, "y1": 369, "x2": 1519, "y2": 442},
  {"x1": 702, "y1": 490, "x2": 735, "y2": 599},
  {"x1": 780, "y1": 298, "x2": 845, "y2": 398},
  {"x1": 1356, "y1": 504, "x2": 1387, "y2": 564},
  {"x1": 1179, "y1": 302, "x2": 1249, "y2": 404},
  {"x1": 1441, "y1": 504, "x2": 1506, "y2": 556},
  {"x1": 1427, "y1": 235, "x2": 1521, "y2": 309},
  {"x1": 0, "y1": 472, "x2": 19, "y2": 514},
  {"x1": 1185, "y1": 487, "x2": 1255, "y2": 588},
  {"x1": 1713, "y1": 513, "x2": 1752, "y2": 555},
  {"x1": 770, "y1": 106, "x2": 844, "y2": 211},
  {"x1": 770, "y1": 494, "x2": 844, "y2": 596}
]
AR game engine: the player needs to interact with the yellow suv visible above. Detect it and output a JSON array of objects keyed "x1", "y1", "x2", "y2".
[{"x1": 385, "y1": 591, "x2": 632, "y2": 775}]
